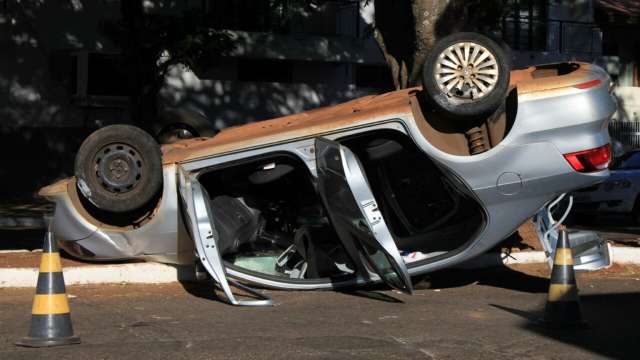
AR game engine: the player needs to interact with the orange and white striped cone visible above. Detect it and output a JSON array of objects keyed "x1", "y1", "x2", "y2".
[
  {"x1": 541, "y1": 229, "x2": 586, "y2": 328},
  {"x1": 15, "y1": 225, "x2": 80, "y2": 347}
]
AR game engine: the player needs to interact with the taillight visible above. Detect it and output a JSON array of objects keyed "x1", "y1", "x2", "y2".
[
  {"x1": 573, "y1": 79, "x2": 602, "y2": 89},
  {"x1": 563, "y1": 144, "x2": 611, "y2": 172}
]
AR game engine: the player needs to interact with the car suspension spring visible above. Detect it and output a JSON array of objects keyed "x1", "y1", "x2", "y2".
[{"x1": 466, "y1": 127, "x2": 488, "y2": 155}]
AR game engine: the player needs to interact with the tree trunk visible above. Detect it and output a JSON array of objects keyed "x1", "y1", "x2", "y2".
[{"x1": 372, "y1": 0, "x2": 468, "y2": 89}]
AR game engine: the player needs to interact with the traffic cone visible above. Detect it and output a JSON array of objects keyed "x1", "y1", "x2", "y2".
[
  {"x1": 542, "y1": 230, "x2": 586, "y2": 328},
  {"x1": 15, "y1": 224, "x2": 80, "y2": 347}
]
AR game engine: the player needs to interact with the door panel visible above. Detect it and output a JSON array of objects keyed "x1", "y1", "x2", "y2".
[
  {"x1": 315, "y1": 138, "x2": 413, "y2": 294},
  {"x1": 177, "y1": 166, "x2": 273, "y2": 306}
]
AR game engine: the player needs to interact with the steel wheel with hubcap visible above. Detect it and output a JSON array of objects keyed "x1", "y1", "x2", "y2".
[
  {"x1": 75, "y1": 125, "x2": 163, "y2": 214},
  {"x1": 94, "y1": 143, "x2": 143, "y2": 193}
]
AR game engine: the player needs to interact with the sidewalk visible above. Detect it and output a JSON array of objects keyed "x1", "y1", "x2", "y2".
[{"x1": 2, "y1": 240, "x2": 640, "y2": 288}]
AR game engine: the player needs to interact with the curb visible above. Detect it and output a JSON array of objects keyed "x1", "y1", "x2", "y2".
[
  {"x1": 0, "y1": 263, "x2": 195, "y2": 288},
  {"x1": 455, "y1": 250, "x2": 547, "y2": 269},
  {"x1": 1, "y1": 245, "x2": 639, "y2": 288},
  {"x1": 457, "y1": 243, "x2": 640, "y2": 269},
  {"x1": 609, "y1": 245, "x2": 640, "y2": 264}
]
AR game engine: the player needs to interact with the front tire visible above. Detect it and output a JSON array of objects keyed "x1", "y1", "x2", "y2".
[
  {"x1": 74, "y1": 125, "x2": 163, "y2": 213},
  {"x1": 422, "y1": 32, "x2": 510, "y2": 119}
]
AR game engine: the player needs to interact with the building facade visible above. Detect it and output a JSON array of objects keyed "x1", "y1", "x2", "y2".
[
  {"x1": 0, "y1": 0, "x2": 638, "y2": 198},
  {"x1": 2, "y1": 0, "x2": 632, "y2": 130}
]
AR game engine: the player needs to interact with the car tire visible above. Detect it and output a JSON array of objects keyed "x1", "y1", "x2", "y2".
[
  {"x1": 422, "y1": 32, "x2": 511, "y2": 119},
  {"x1": 74, "y1": 125, "x2": 163, "y2": 213},
  {"x1": 154, "y1": 108, "x2": 217, "y2": 144}
]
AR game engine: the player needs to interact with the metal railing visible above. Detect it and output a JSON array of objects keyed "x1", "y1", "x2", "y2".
[
  {"x1": 501, "y1": 17, "x2": 599, "y2": 54},
  {"x1": 609, "y1": 121, "x2": 640, "y2": 149}
]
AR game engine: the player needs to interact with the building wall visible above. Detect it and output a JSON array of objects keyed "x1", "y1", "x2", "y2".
[
  {"x1": 510, "y1": 0, "x2": 602, "y2": 67},
  {"x1": 1, "y1": 0, "x2": 636, "y2": 199},
  {"x1": 593, "y1": 1, "x2": 640, "y2": 140},
  {"x1": 0, "y1": 0, "x2": 385, "y2": 199},
  {"x1": 161, "y1": 63, "x2": 377, "y2": 129},
  {"x1": 0, "y1": 1, "x2": 126, "y2": 200},
  {"x1": 157, "y1": 2, "x2": 386, "y2": 127},
  {"x1": 1, "y1": 1, "x2": 386, "y2": 129},
  {"x1": 0, "y1": 1, "x2": 123, "y2": 128}
]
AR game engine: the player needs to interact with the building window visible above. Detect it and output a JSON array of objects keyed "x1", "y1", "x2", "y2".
[
  {"x1": 502, "y1": 0, "x2": 548, "y2": 51},
  {"x1": 69, "y1": 52, "x2": 130, "y2": 98},
  {"x1": 237, "y1": 59, "x2": 293, "y2": 83},
  {"x1": 87, "y1": 53, "x2": 130, "y2": 96}
]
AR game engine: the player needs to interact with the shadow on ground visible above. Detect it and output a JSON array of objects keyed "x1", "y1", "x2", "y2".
[
  {"x1": 177, "y1": 264, "x2": 549, "y2": 306},
  {"x1": 337, "y1": 289, "x2": 404, "y2": 303},
  {"x1": 179, "y1": 281, "x2": 227, "y2": 302},
  {"x1": 425, "y1": 266, "x2": 549, "y2": 293},
  {"x1": 491, "y1": 292, "x2": 640, "y2": 359},
  {"x1": 180, "y1": 279, "x2": 283, "y2": 305},
  {"x1": 179, "y1": 276, "x2": 406, "y2": 305}
]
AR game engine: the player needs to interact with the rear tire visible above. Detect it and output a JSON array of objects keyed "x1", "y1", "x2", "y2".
[
  {"x1": 422, "y1": 32, "x2": 510, "y2": 119},
  {"x1": 75, "y1": 125, "x2": 163, "y2": 213}
]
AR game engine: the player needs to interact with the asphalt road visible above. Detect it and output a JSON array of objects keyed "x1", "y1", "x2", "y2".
[{"x1": 1, "y1": 265, "x2": 639, "y2": 360}]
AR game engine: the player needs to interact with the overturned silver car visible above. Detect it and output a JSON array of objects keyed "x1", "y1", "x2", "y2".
[{"x1": 40, "y1": 34, "x2": 615, "y2": 305}]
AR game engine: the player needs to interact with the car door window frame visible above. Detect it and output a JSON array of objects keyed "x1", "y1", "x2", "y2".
[{"x1": 315, "y1": 137, "x2": 413, "y2": 294}]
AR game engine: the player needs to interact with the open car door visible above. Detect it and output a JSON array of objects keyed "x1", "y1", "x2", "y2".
[
  {"x1": 177, "y1": 167, "x2": 273, "y2": 306},
  {"x1": 315, "y1": 138, "x2": 413, "y2": 294}
]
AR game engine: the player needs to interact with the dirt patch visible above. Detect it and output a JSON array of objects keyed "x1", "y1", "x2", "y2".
[
  {"x1": 516, "y1": 220, "x2": 542, "y2": 250},
  {"x1": 496, "y1": 219, "x2": 543, "y2": 252},
  {"x1": 161, "y1": 88, "x2": 415, "y2": 164},
  {"x1": 0, "y1": 282, "x2": 187, "y2": 303},
  {"x1": 507, "y1": 263, "x2": 550, "y2": 278},
  {"x1": 578, "y1": 263, "x2": 640, "y2": 278}
]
